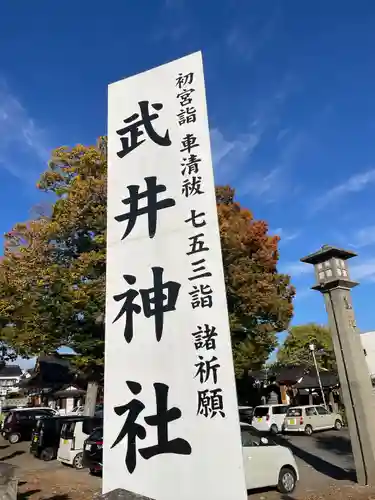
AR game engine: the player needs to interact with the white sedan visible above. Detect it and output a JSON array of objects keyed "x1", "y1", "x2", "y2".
[{"x1": 241, "y1": 424, "x2": 299, "y2": 494}]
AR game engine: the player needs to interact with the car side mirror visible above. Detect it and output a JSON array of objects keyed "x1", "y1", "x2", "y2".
[{"x1": 260, "y1": 437, "x2": 269, "y2": 445}]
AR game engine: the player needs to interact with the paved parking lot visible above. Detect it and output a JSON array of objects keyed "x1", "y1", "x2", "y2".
[
  {"x1": 0, "y1": 429, "x2": 372, "y2": 499},
  {"x1": 249, "y1": 428, "x2": 357, "y2": 499}
]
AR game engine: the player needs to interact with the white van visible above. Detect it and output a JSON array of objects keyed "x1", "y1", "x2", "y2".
[
  {"x1": 252, "y1": 404, "x2": 290, "y2": 434},
  {"x1": 57, "y1": 417, "x2": 101, "y2": 469},
  {"x1": 282, "y1": 405, "x2": 343, "y2": 435}
]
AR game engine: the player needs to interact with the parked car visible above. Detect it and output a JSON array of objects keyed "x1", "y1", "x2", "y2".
[
  {"x1": 83, "y1": 426, "x2": 103, "y2": 476},
  {"x1": 251, "y1": 404, "x2": 290, "y2": 434},
  {"x1": 30, "y1": 415, "x2": 88, "y2": 461},
  {"x1": 238, "y1": 406, "x2": 254, "y2": 425},
  {"x1": 241, "y1": 424, "x2": 299, "y2": 493},
  {"x1": 282, "y1": 405, "x2": 343, "y2": 436},
  {"x1": 57, "y1": 416, "x2": 102, "y2": 469},
  {"x1": 2, "y1": 407, "x2": 57, "y2": 444}
]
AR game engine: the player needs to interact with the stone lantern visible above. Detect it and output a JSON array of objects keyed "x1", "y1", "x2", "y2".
[{"x1": 301, "y1": 245, "x2": 375, "y2": 486}]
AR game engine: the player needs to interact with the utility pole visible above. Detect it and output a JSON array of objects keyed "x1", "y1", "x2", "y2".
[
  {"x1": 309, "y1": 343, "x2": 327, "y2": 409},
  {"x1": 301, "y1": 245, "x2": 375, "y2": 486}
]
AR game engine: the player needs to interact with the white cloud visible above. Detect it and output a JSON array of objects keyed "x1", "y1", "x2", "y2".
[
  {"x1": 226, "y1": 13, "x2": 278, "y2": 63},
  {"x1": 270, "y1": 227, "x2": 300, "y2": 245},
  {"x1": 350, "y1": 258, "x2": 375, "y2": 282},
  {"x1": 348, "y1": 225, "x2": 375, "y2": 249},
  {"x1": 294, "y1": 287, "x2": 312, "y2": 301},
  {"x1": 210, "y1": 126, "x2": 262, "y2": 183},
  {"x1": 0, "y1": 78, "x2": 50, "y2": 182},
  {"x1": 152, "y1": 23, "x2": 188, "y2": 42},
  {"x1": 164, "y1": 0, "x2": 185, "y2": 8},
  {"x1": 276, "y1": 128, "x2": 289, "y2": 142},
  {"x1": 210, "y1": 124, "x2": 291, "y2": 203},
  {"x1": 236, "y1": 166, "x2": 291, "y2": 203},
  {"x1": 210, "y1": 73, "x2": 299, "y2": 197},
  {"x1": 280, "y1": 261, "x2": 312, "y2": 277},
  {"x1": 311, "y1": 168, "x2": 375, "y2": 214}
]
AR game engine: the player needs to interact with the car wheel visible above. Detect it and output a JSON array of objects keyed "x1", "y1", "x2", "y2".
[
  {"x1": 40, "y1": 447, "x2": 55, "y2": 461},
  {"x1": 89, "y1": 468, "x2": 101, "y2": 477},
  {"x1": 8, "y1": 433, "x2": 20, "y2": 444},
  {"x1": 304, "y1": 425, "x2": 313, "y2": 436},
  {"x1": 334, "y1": 419, "x2": 342, "y2": 430},
  {"x1": 73, "y1": 452, "x2": 84, "y2": 470},
  {"x1": 278, "y1": 467, "x2": 297, "y2": 493},
  {"x1": 270, "y1": 424, "x2": 278, "y2": 434}
]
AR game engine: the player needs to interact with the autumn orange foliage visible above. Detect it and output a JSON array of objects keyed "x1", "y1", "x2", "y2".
[{"x1": 0, "y1": 140, "x2": 294, "y2": 378}]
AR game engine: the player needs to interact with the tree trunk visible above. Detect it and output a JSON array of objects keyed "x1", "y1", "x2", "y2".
[{"x1": 84, "y1": 381, "x2": 98, "y2": 416}]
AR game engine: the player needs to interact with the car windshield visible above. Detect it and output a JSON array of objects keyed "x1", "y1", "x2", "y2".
[
  {"x1": 239, "y1": 408, "x2": 253, "y2": 417},
  {"x1": 240, "y1": 426, "x2": 276, "y2": 446},
  {"x1": 287, "y1": 408, "x2": 302, "y2": 417},
  {"x1": 89, "y1": 428, "x2": 103, "y2": 441},
  {"x1": 4, "y1": 413, "x2": 13, "y2": 423},
  {"x1": 254, "y1": 407, "x2": 269, "y2": 418}
]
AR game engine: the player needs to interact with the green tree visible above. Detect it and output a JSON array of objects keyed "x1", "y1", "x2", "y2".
[
  {"x1": 0, "y1": 139, "x2": 107, "y2": 382},
  {"x1": 277, "y1": 323, "x2": 337, "y2": 371},
  {"x1": 0, "y1": 141, "x2": 295, "y2": 385}
]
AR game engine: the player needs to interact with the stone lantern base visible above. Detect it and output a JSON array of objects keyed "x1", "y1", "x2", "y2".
[{"x1": 94, "y1": 489, "x2": 154, "y2": 500}]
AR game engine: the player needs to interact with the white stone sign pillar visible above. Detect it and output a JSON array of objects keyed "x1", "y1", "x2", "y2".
[{"x1": 104, "y1": 51, "x2": 246, "y2": 500}]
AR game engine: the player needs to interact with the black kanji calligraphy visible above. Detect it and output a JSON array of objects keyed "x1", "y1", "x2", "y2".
[
  {"x1": 113, "y1": 267, "x2": 181, "y2": 343},
  {"x1": 113, "y1": 274, "x2": 140, "y2": 341},
  {"x1": 177, "y1": 88, "x2": 195, "y2": 107},
  {"x1": 189, "y1": 258, "x2": 212, "y2": 281},
  {"x1": 186, "y1": 233, "x2": 209, "y2": 256},
  {"x1": 189, "y1": 284, "x2": 213, "y2": 309},
  {"x1": 111, "y1": 381, "x2": 191, "y2": 474},
  {"x1": 180, "y1": 133, "x2": 199, "y2": 154},
  {"x1": 182, "y1": 176, "x2": 204, "y2": 197},
  {"x1": 116, "y1": 101, "x2": 171, "y2": 158},
  {"x1": 115, "y1": 176, "x2": 176, "y2": 240},
  {"x1": 349, "y1": 318, "x2": 357, "y2": 329},
  {"x1": 176, "y1": 72, "x2": 194, "y2": 89},
  {"x1": 185, "y1": 210, "x2": 206, "y2": 228},
  {"x1": 177, "y1": 107, "x2": 197, "y2": 126},
  {"x1": 181, "y1": 154, "x2": 201, "y2": 176},
  {"x1": 111, "y1": 381, "x2": 145, "y2": 473},
  {"x1": 192, "y1": 324, "x2": 217, "y2": 351},
  {"x1": 140, "y1": 383, "x2": 191, "y2": 460},
  {"x1": 197, "y1": 388, "x2": 225, "y2": 418},
  {"x1": 343, "y1": 296, "x2": 353, "y2": 310},
  {"x1": 194, "y1": 355, "x2": 220, "y2": 384}
]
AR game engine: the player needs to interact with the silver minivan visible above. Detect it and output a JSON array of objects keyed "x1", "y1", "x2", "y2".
[{"x1": 283, "y1": 405, "x2": 343, "y2": 436}]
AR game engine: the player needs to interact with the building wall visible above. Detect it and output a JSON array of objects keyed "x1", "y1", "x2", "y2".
[
  {"x1": 0, "y1": 377, "x2": 22, "y2": 397},
  {"x1": 360, "y1": 331, "x2": 375, "y2": 377}
]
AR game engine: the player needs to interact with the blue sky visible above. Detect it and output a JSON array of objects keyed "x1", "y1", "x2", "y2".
[{"x1": 1, "y1": 0, "x2": 375, "y2": 367}]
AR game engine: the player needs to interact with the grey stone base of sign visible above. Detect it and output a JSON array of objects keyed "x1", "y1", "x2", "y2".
[
  {"x1": 0, "y1": 463, "x2": 18, "y2": 500},
  {"x1": 94, "y1": 489, "x2": 154, "y2": 500}
]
